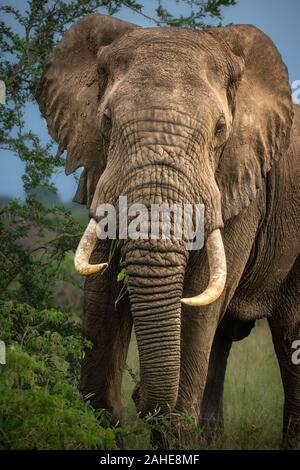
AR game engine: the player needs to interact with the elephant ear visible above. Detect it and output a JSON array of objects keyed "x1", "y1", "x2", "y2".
[
  {"x1": 208, "y1": 25, "x2": 294, "y2": 221},
  {"x1": 36, "y1": 14, "x2": 138, "y2": 206}
]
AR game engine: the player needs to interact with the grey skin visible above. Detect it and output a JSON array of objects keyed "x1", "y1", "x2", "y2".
[{"x1": 37, "y1": 14, "x2": 300, "y2": 447}]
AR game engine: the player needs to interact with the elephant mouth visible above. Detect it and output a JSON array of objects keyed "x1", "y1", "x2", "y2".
[{"x1": 74, "y1": 218, "x2": 227, "y2": 307}]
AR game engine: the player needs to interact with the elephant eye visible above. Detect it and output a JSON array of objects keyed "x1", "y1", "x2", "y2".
[
  {"x1": 103, "y1": 107, "x2": 112, "y2": 123},
  {"x1": 100, "y1": 107, "x2": 112, "y2": 138},
  {"x1": 215, "y1": 117, "x2": 226, "y2": 137}
]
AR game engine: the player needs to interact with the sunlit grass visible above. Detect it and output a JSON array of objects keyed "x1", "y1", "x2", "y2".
[{"x1": 222, "y1": 319, "x2": 283, "y2": 449}]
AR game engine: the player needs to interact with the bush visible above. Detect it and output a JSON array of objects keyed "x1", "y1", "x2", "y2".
[{"x1": 0, "y1": 301, "x2": 118, "y2": 450}]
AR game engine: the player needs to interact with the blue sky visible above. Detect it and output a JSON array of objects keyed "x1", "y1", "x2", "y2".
[{"x1": 1, "y1": 0, "x2": 299, "y2": 201}]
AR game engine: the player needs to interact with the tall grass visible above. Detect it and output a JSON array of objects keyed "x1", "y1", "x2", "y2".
[{"x1": 121, "y1": 319, "x2": 284, "y2": 449}]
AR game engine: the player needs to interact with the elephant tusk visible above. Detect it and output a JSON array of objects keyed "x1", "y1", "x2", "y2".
[
  {"x1": 74, "y1": 218, "x2": 108, "y2": 276},
  {"x1": 181, "y1": 229, "x2": 226, "y2": 307}
]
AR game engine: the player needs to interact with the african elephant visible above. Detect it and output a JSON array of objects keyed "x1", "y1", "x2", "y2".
[{"x1": 36, "y1": 14, "x2": 300, "y2": 448}]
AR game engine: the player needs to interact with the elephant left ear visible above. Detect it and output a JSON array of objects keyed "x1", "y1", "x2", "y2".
[{"x1": 208, "y1": 25, "x2": 294, "y2": 221}]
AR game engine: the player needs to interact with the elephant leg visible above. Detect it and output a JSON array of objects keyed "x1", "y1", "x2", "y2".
[
  {"x1": 269, "y1": 320, "x2": 300, "y2": 448},
  {"x1": 79, "y1": 243, "x2": 133, "y2": 425},
  {"x1": 268, "y1": 256, "x2": 300, "y2": 449},
  {"x1": 176, "y1": 310, "x2": 219, "y2": 415},
  {"x1": 199, "y1": 317, "x2": 255, "y2": 439},
  {"x1": 198, "y1": 323, "x2": 232, "y2": 438}
]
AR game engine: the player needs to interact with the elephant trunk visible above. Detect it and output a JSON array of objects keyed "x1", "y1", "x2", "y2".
[{"x1": 122, "y1": 239, "x2": 188, "y2": 416}]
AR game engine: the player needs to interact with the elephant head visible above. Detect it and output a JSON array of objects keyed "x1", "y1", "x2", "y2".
[{"x1": 36, "y1": 14, "x2": 293, "y2": 416}]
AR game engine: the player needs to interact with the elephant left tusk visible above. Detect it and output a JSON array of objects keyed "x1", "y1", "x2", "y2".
[
  {"x1": 181, "y1": 229, "x2": 227, "y2": 307},
  {"x1": 74, "y1": 218, "x2": 108, "y2": 276}
]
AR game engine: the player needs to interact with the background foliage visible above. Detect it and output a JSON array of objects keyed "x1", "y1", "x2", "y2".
[{"x1": 0, "y1": 0, "x2": 284, "y2": 451}]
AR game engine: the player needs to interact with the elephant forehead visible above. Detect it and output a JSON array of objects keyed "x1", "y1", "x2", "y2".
[
  {"x1": 112, "y1": 76, "x2": 227, "y2": 126},
  {"x1": 103, "y1": 28, "x2": 228, "y2": 82}
]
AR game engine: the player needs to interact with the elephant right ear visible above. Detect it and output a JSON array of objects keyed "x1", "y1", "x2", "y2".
[{"x1": 36, "y1": 14, "x2": 138, "y2": 207}]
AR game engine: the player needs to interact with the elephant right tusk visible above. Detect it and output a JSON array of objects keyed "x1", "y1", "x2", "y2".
[
  {"x1": 181, "y1": 229, "x2": 227, "y2": 307},
  {"x1": 74, "y1": 218, "x2": 108, "y2": 276}
]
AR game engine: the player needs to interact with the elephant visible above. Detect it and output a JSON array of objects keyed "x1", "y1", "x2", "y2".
[{"x1": 36, "y1": 14, "x2": 300, "y2": 448}]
